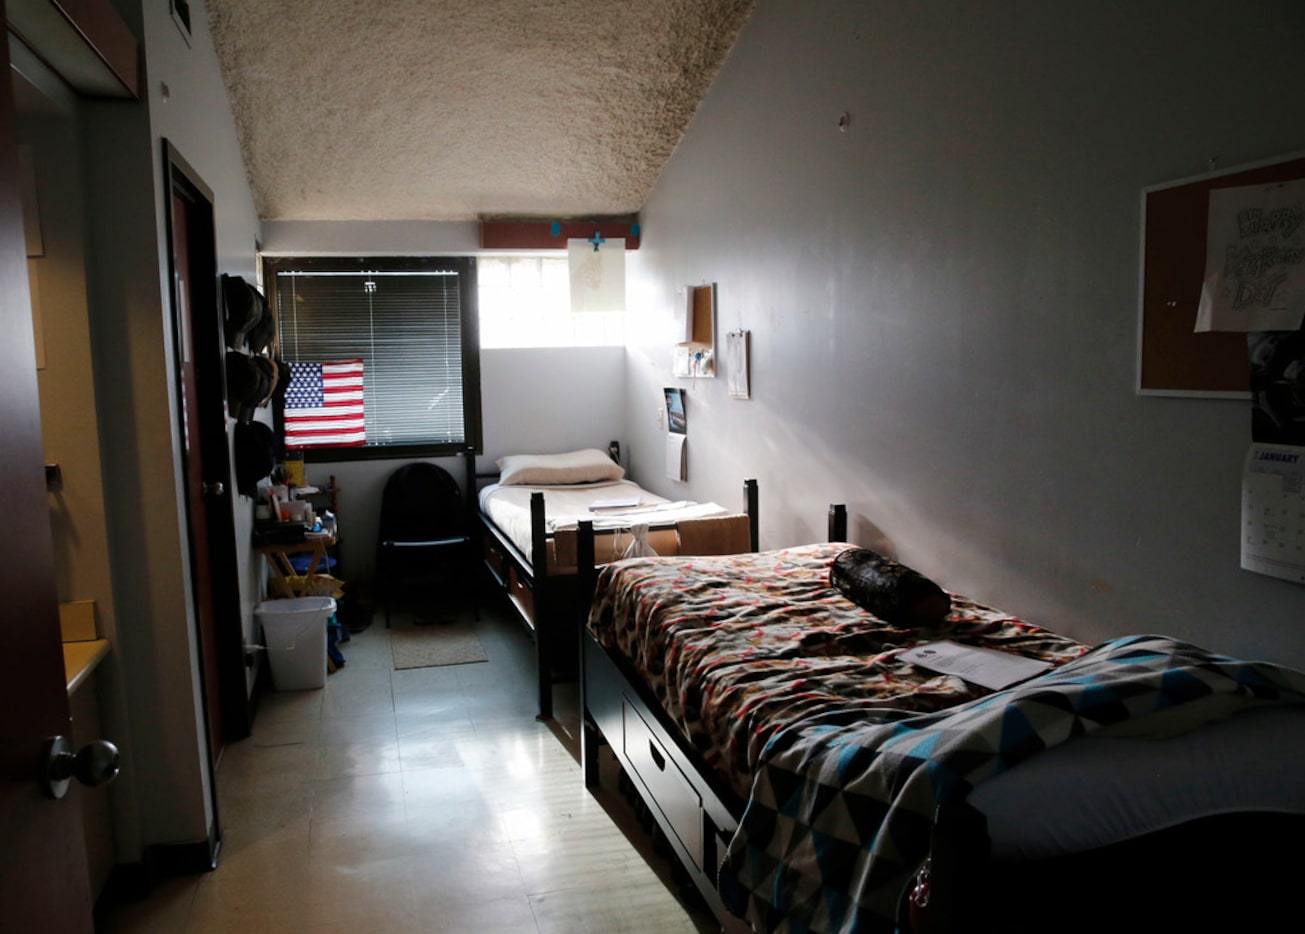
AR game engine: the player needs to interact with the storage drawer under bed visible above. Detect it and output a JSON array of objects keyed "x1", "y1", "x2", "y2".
[
  {"x1": 481, "y1": 535, "x2": 507, "y2": 585},
  {"x1": 623, "y1": 699, "x2": 704, "y2": 870},
  {"x1": 508, "y1": 566, "x2": 535, "y2": 622},
  {"x1": 482, "y1": 532, "x2": 536, "y2": 624}
]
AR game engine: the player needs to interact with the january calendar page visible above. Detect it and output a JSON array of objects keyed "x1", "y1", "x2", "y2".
[{"x1": 1242, "y1": 443, "x2": 1305, "y2": 583}]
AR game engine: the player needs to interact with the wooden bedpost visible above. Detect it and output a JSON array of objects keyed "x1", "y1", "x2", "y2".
[
  {"x1": 743, "y1": 478, "x2": 759, "y2": 552},
  {"x1": 829, "y1": 504, "x2": 848, "y2": 543}
]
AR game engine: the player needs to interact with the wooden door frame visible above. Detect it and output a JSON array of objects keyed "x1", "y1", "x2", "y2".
[{"x1": 161, "y1": 140, "x2": 250, "y2": 748}]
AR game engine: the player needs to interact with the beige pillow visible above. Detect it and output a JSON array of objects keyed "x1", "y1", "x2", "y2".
[{"x1": 496, "y1": 449, "x2": 625, "y2": 486}]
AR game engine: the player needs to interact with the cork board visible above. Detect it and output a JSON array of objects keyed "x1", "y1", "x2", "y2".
[{"x1": 1137, "y1": 152, "x2": 1305, "y2": 397}]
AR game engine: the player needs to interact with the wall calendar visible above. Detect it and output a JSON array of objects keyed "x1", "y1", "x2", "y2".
[{"x1": 1242, "y1": 443, "x2": 1305, "y2": 583}]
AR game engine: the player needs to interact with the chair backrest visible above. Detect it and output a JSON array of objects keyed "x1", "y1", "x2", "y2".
[{"x1": 377, "y1": 462, "x2": 467, "y2": 545}]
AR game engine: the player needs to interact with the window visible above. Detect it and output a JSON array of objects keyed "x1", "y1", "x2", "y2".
[
  {"x1": 477, "y1": 255, "x2": 625, "y2": 348},
  {"x1": 265, "y1": 256, "x2": 481, "y2": 460}
]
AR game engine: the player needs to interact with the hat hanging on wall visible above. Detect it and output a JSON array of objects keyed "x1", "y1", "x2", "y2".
[
  {"x1": 252, "y1": 354, "x2": 278, "y2": 408},
  {"x1": 225, "y1": 351, "x2": 265, "y2": 423},
  {"x1": 233, "y1": 420, "x2": 280, "y2": 498},
  {"x1": 245, "y1": 292, "x2": 276, "y2": 355},
  {"x1": 221, "y1": 274, "x2": 260, "y2": 350},
  {"x1": 272, "y1": 358, "x2": 292, "y2": 403}
]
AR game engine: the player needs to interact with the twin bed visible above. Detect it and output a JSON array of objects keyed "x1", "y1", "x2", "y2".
[
  {"x1": 572, "y1": 513, "x2": 1305, "y2": 932},
  {"x1": 475, "y1": 448, "x2": 757, "y2": 718},
  {"x1": 473, "y1": 450, "x2": 1305, "y2": 930}
]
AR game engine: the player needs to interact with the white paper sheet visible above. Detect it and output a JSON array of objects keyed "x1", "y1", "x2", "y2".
[
  {"x1": 1241, "y1": 443, "x2": 1305, "y2": 583},
  {"x1": 899, "y1": 640, "x2": 1051, "y2": 691},
  {"x1": 1195, "y1": 179, "x2": 1305, "y2": 332},
  {"x1": 665, "y1": 433, "x2": 686, "y2": 481},
  {"x1": 568, "y1": 237, "x2": 625, "y2": 312},
  {"x1": 589, "y1": 495, "x2": 641, "y2": 511},
  {"x1": 726, "y1": 329, "x2": 750, "y2": 399}
]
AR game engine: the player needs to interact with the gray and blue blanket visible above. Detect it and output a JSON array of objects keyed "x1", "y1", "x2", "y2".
[{"x1": 721, "y1": 634, "x2": 1305, "y2": 933}]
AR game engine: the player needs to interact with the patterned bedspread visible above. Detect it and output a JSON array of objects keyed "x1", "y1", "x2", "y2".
[
  {"x1": 722, "y1": 633, "x2": 1305, "y2": 932},
  {"x1": 586, "y1": 545, "x2": 1305, "y2": 932},
  {"x1": 586, "y1": 543, "x2": 1088, "y2": 801}
]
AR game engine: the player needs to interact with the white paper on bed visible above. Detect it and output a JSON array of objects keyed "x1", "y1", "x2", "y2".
[
  {"x1": 590, "y1": 494, "x2": 641, "y2": 511},
  {"x1": 900, "y1": 640, "x2": 1051, "y2": 691}
]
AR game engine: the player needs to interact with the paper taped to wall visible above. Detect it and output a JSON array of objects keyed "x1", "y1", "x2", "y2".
[
  {"x1": 666, "y1": 433, "x2": 686, "y2": 481},
  {"x1": 1241, "y1": 443, "x2": 1305, "y2": 584}
]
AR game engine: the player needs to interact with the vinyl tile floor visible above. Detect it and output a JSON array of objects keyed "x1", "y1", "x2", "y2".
[{"x1": 97, "y1": 594, "x2": 718, "y2": 933}]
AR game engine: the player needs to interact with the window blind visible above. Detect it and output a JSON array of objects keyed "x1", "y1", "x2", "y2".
[{"x1": 271, "y1": 257, "x2": 478, "y2": 452}]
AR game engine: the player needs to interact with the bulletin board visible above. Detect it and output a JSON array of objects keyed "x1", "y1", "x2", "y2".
[{"x1": 1136, "y1": 151, "x2": 1305, "y2": 397}]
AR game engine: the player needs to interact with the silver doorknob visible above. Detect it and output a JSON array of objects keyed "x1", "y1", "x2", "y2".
[
  {"x1": 42, "y1": 735, "x2": 120, "y2": 799},
  {"x1": 202, "y1": 481, "x2": 225, "y2": 496}
]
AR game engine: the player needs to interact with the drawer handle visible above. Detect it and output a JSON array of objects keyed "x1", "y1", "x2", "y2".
[{"x1": 648, "y1": 740, "x2": 666, "y2": 771}]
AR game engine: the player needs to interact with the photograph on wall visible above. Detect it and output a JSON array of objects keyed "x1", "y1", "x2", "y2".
[
  {"x1": 1196, "y1": 178, "x2": 1305, "y2": 333},
  {"x1": 664, "y1": 387, "x2": 687, "y2": 434},
  {"x1": 1249, "y1": 329, "x2": 1305, "y2": 447}
]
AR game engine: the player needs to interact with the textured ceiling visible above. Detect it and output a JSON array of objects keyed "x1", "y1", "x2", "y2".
[{"x1": 206, "y1": 0, "x2": 754, "y2": 222}]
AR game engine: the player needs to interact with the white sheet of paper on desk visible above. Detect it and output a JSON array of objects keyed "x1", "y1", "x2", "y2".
[
  {"x1": 900, "y1": 640, "x2": 1051, "y2": 691},
  {"x1": 1241, "y1": 443, "x2": 1305, "y2": 583}
]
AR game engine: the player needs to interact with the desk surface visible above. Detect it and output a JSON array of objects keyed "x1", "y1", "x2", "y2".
[{"x1": 254, "y1": 534, "x2": 335, "y2": 555}]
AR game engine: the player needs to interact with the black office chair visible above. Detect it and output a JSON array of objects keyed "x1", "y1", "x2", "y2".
[{"x1": 375, "y1": 462, "x2": 473, "y2": 626}]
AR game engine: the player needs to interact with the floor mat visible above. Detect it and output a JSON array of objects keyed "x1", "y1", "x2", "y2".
[{"x1": 389, "y1": 620, "x2": 488, "y2": 669}]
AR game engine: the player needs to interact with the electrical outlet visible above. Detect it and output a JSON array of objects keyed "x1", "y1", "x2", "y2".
[{"x1": 656, "y1": 406, "x2": 664, "y2": 428}]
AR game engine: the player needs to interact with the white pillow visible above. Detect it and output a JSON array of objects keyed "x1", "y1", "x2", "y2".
[{"x1": 496, "y1": 449, "x2": 625, "y2": 486}]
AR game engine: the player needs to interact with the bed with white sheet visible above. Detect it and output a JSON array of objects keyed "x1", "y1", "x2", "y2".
[{"x1": 476, "y1": 448, "x2": 757, "y2": 718}]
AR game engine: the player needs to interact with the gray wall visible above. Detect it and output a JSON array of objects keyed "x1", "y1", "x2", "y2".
[
  {"x1": 76, "y1": 0, "x2": 262, "y2": 855},
  {"x1": 625, "y1": 0, "x2": 1305, "y2": 667}
]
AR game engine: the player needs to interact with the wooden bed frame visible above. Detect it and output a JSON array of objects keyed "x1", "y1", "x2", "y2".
[
  {"x1": 575, "y1": 505, "x2": 1304, "y2": 932},
  {"x1": 477, "y1": 474, "x2": 760, "y2": 719}
]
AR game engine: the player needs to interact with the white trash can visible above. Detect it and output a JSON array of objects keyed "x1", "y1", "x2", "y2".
[{"x1": 255, "y1": 596, "x2": 336, "y2": 690}]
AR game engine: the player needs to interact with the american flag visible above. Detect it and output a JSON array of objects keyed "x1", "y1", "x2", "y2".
[{"x1": 284, "y1": 359, "x2": 366, "y2": 448}]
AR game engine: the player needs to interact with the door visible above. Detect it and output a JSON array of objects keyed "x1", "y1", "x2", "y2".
[
  {"x1": 164, "y1": 144, "x2": 250, "y2": 765},
  {"x1": 0, "y1": 13, "x2": 95, "y2": 931}
]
